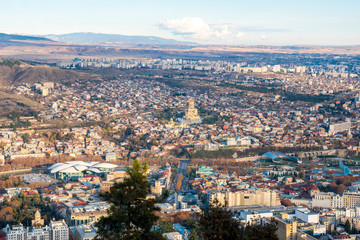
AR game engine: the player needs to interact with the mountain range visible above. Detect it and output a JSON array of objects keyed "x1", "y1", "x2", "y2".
[
  {"x1": 0, "y1": 33, "x2": 51, "y2": 42},
  {"x1": 39, "y1": 32, "x2": 195, "y2": 45}
]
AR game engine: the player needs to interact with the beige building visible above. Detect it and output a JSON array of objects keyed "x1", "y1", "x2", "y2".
[
  {"x1": 65, "y1": 203, "x2": 109, "y2": 226},
  {"x1": 208, "y1": 189, "x2": 280, "y2": 207},
  {"x1": 343, "y1": 191, "x2": 360, "y2": 209},
  {"x1": 273, "y1": 214, "x2": 297, "y2": 240},
  {"x1": 151, "y1": 180, "x2": 162, "y2": 197}
]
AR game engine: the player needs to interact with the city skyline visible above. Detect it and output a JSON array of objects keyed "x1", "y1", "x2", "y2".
[{"x1": 0, "y1": 0, "x2": 359, "y2": 46}]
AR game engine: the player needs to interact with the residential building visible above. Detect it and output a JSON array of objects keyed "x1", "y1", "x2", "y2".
[
  {"x1": 5, "y1": 224, "x2": 27, "y2": 240},
  {"x1": 74, "y1": 224, "x2": 97, "y2": 240},
  {"x1": 49, "y1": 220, "x2": 69, "y2": 240},
  {"x1": 163, "y1": 232, "x2": 183, "y2": 240},
  {"x1": 208, "y1": 189, "x2": 280, "y2": 207}
]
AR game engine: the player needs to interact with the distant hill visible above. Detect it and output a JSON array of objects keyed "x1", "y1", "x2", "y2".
[
  {"x1": 0, "y1": 33, "x2": 53, "y2": 48},
  {"x1": 0, "y1": 60, "x2": 99, "y2": 86},
  {"x1": 0, "y1": 33, "x2": 51, "y2": 42},
  {"x1": 0, "y1": 59, "x2": 100, "y2": 116},
  {"x1": 41, "y1": 32, "x2": 195, "y2": 45},
  {"x1": 0, "y1": 33, "x2": 53, "y2": 47}
]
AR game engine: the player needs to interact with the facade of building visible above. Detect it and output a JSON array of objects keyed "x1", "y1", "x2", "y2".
[
  {"x1": 49, "y1": 220, "x2": 69, "y2": 240},
  {"x1": 238, "y1": 210, "x2": 274, "y2": 223},
  {"x1": 27, "y1": 227, "x2": 50, "y2": 240},
  {"x1": 4, "y1": 220, "x2": 68, "y2": 240},
  {"x1": 312, "y1": 191, "x2": 360, "y2": 209},
  {"x1": 65, "y1": 202, "x2": 109, "y2": 226},
  {"x1": 208, "y1": 189, "x2": 280, "y2": 207},
  {"x1": 5, "y1": 224, "x2": 27, "y2": 240},
  {"x1": 273, "y1": 215, "x2": 297, "y2": 240},
  {"x1": 151, "y1": 180, "x2": 162, "y2": 197},
  {"x1": 74, "y1": 224, "x2": 97, "y2": 240},
  {"x1": 295, "y1": 208, "x2": 319, "y2": 224},
  {"x1": 163, "y1": 232, "x2": 183, "y2": 240},
  {"x1": 328, "y1": 121, "x2": 351, "y2": 135}
]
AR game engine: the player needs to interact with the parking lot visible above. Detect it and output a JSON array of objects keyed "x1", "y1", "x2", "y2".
[{"x1": 22, "y1": 173, "x2": 57, "y2": 184}]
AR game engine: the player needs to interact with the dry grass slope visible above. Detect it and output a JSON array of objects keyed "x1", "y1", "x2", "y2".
[
  {"x1": 0, "y1": 91, "x2": 45, "y2": 116},
  {"x1": 0, "y1": 60, "x2": 100, "y2": 87}
]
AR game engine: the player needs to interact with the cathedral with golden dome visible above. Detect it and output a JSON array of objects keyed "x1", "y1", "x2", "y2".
[{"x1": 181, "y1": 98, "x2": 202, "y2": 125}]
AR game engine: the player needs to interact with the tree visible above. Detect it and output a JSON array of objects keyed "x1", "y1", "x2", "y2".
[
  {"x1": 22, "y1": 134, "x2": 30, "y2": 143},
  {"x1": 298, "y1": 170, "x2": 306, "y2": 180},
  {"x1": 95, "y1": 159, "x2": 165, "y2": 240},
  {"x1": 189, "y1": 230, "x2": 200, "y2": 240},
  {"x1": 182, "y1": 218, "x2": 197, "y2": 230},
  {"x1": 345, "y1": 219, "x2": 351, "y2": 233},
  {"x1": 280, "y1": 198, "x2": 295, "y2": 207},
  {"x1": 336, "y1": 184, "x2": 347, "y2": 194},
  {"x1": 243, "y1": 219, "x2": 278, "y2": 240},
  {"x1": 156, "y1": 221, "x2": 174, "y2": 234},
  {"x1": 175, "y1": 173, "x2": 184, "y2": 191},
  {"x1": 199, "y1": 205, "x2": 278, "y2": 240},
  {"x1": 199, "y1": 205, "x2": 242, "y2": 240},
  {"x1": 159, "y1": 189, "x2": 169, "y2": 203}
]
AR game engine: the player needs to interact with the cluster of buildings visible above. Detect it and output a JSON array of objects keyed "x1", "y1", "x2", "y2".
[
  {"x1": 56, "y1": 58, "x2": 359, "y2": 79},
  {"x1": 0, "y1": 127, "x2": 123, "y2": 162},
  {"x1": 1, "y1": 159, "x2": 175, "y2": 239},
  {"x1": 7, "y1": 61, "x2": 360, "y2": 162},
  {"x1": 5, "y1": 211, "x2": 68, "y2": 240},
  {"x1": 2, "y1": 54, "x2": 360, "y2": 239}
]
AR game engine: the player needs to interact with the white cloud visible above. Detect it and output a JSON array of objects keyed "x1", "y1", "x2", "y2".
[
  {"x1": 159, "y1": 17, "x2": 245, "y2": 42},
  {"x1": 236, "y1": 32, "x2": 246, "y2": 39},
  {"x1": 159, "y1": 17, "x2": 211, "y2": 39},
  {"x1": 158, "y1": 17, "x2": 289, "y2": 44}
]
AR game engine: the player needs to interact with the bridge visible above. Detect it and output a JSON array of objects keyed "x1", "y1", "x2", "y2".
[{"x1": 287, "y1": 149, "x2": 346, "y2": 160}]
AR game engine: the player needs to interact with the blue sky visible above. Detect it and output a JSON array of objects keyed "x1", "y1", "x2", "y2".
[{"x1": 1, "y1": 0, "x2": 359, "y2": 45}]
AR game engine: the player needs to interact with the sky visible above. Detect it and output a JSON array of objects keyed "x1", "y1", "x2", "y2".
[{"x1": 0, "y1": 0, "x2": 359, "y2": 46}]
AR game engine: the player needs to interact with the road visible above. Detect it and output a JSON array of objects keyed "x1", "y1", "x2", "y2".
[{"x1": 171, "y1": 159, "x2": 191, "y2": 192}]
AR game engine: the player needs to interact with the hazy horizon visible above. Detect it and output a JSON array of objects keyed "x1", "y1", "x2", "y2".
[{"x1": 1, "y1": 0, "x2": 359, "y2": 46}]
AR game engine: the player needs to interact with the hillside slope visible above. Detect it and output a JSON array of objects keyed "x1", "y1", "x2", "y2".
[
  {"x1": 0, "y1": 60, "x2": 99, "y2": 86},
  {"x1": 0, "y1": 91, "x2": 45, "y2": 117},
  {"x1": 0, "y1": 60, "x2": 100, "y2": 116}
]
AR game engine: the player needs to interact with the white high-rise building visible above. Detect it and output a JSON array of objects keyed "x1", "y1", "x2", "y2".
[
  {"x1": 5, "y1": 220, "x2": 69, "y2": 240},
  {"x1": 27, "y1": 227, "x2": 50, "y2": 240},
  {"x1": 5, "y1": 224, "x2": 27, "y2": 240},
  {"x1": 50, "y1": 220, "x2": 69, "y2": 240}
]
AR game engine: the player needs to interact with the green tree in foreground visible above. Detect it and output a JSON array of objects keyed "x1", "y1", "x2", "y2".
[
  {"x1": 189, "y1": 230, "x2": 200, "y2": 240},
  {"x1": 199, "y1": 205, "x2": 242, "y2": 240},
  {"x1": 345, "y1": 219, "x2": 351, "y2": 234},
  {"x1": 155, "y1": 221, "x2": 174, "y2": 234},
  {"x1": 95, "y1": 160, "x2": 164, "y2": 240},
  {"x1": 199, "y1": 204, "x2": 278, "y2": 240}
]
